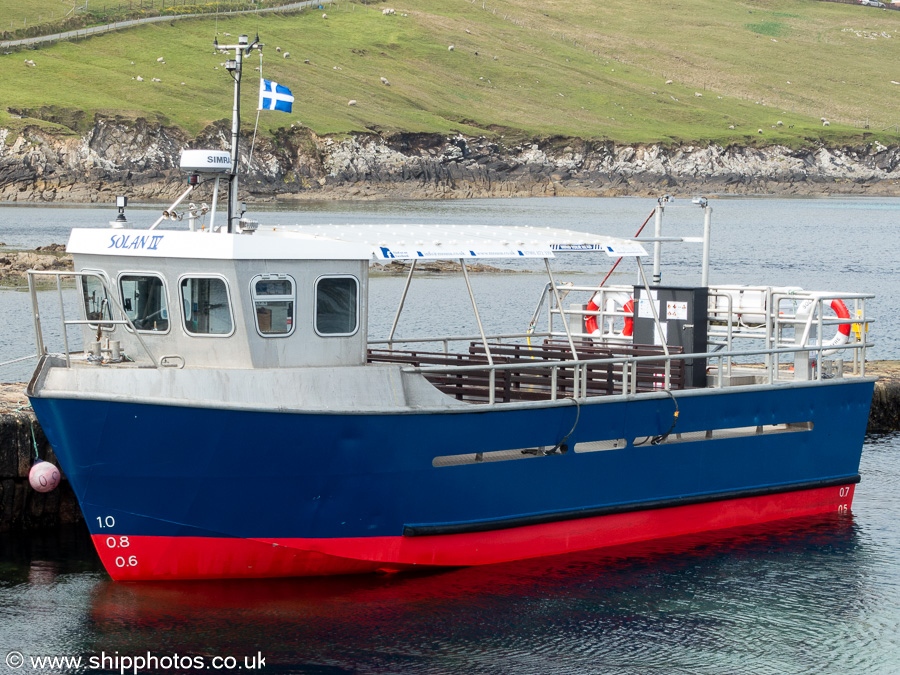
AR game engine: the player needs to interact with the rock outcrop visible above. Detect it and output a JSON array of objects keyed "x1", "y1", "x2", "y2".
[
  {"x1": 0, "y1": 247, "x2": 72, "y2": 285},
  {"x1": 2, "y1": 117, "x2": 900, "y2": 203}
]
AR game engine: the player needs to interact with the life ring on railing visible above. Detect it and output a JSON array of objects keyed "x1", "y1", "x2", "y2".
[
  {"x1": 585, "y1": 292, "x2": 633, "y2": 337},
  {"x1": 799, "y1": 298, "x2": 851, "y2": 356}
]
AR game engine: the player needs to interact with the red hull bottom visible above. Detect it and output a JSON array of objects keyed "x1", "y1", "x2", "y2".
[{"x1": 93, "y1": 484, "x2": 856, "y2": 581}]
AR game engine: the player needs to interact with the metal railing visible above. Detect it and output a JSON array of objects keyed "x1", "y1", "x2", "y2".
[
  {"x1": 374, "y1": 284, "x2": 873, "y2": 406},
  {"x1": 369, "y1": 330, "x2": 554, "y2": 355},
  {"x1": 26, "y1": 270, "x2": 159, "y2": 368},
  {"x1": 24, "y1": 265, "x2": 872, "y2": 404},
  {"x1": 397, "y1": 339, "x2": 873, "y2": 406}
]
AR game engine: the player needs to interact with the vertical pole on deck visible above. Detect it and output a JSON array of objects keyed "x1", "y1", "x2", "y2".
[
  {"x1": 636, "y1": 258, "x2": 669, "y2": 358},
  {"x1": 460, "y1": 259, "x2": 495, "y2": 404},
  {"x1": 387, "y1": 259, "x2": 417, "y2": 347},
  {"x1": 460, "y1": 259, "x2": 492, "y2": 366},
  {"x1": 636, "y1": 256, "x2": 671, "y2": 391},
  {"x1": 701, "y1": 205, "x2": 712, "y2": 287},
  {"x1": 652, "y1": 202, "x2": 663, "y2": 285},
  {"x1": 543, "y1": 258, "x2": 579, "y2": 362},
  {"x1": 228, "y1": 36, "x2": 247, "y2": 234}
]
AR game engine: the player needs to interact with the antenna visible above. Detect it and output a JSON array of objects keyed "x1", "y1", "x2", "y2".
[{"x1": 216, "y1": 34, "x2": 263, "y2": 234}]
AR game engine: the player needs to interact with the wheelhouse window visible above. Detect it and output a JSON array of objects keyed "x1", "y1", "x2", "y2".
[
  {"x1": 81, "y1": 273, "x2": 113, "y2": 329},
  {"x1": 251, "y1": 274, "x2": 295, "y2": 336},
  {"x1": 180, "y1": 276, "x2": 233, "y2": 336},
  {"x1": 120, "y1": 274, "x2": 168, "y2": 332},
  {"x1": 315, "y1": 275, "x2": 359, "y2": 336}
]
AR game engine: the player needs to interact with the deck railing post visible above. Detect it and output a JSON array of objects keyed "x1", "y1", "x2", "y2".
[
  {"x1": 56, "y1": 275, "x2": 71, "y2": 368},
  {"x1": 765, "y1": 288, "x2": 774, "y2": 380},
  {"x1": 28, "y1": 272, "x2": 45, "y2": 358},
  {"x1": 726, "y1": 292, "x2": 734, "y2": 377},
  {"x1": 700, "y1": 205, "x2": 712, "y2": 287},
  {"x1": 652, "y1": 202, "x2": 663, "y2": 284}
]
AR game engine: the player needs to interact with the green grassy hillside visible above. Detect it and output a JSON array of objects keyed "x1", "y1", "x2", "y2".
[
  {"x1": 2, "y1": 0, "x2": 899, "y2": 146},
  {"x1": 0, "y1": 0, "x2": 74, "y2": 30}
]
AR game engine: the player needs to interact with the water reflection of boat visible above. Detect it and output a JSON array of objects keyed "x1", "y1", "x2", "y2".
[
  {"x1": 24, "y1": 36, "x2": 875, "y2": 581},
  {"x1": 87, "y1": 514, "x2": 862, "y2": 628}
]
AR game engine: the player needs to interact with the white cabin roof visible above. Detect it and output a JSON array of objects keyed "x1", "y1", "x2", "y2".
[{"x1": 67, "y1": 224, "x2": 646, "y2": 260}]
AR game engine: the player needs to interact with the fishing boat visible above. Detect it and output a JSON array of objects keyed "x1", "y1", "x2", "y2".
[{"x1": 24, "y1": 37, "x2": 875, "y2": 581}]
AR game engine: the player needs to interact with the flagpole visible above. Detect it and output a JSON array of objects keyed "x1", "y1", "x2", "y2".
[{"x1": 248, "y1": 49, "x2": 263, "y2": 172}]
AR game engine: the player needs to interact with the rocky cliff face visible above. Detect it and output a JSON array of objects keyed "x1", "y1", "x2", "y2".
[{"x1": 2, "y1": 118, "x2": 900, "y2": 203}]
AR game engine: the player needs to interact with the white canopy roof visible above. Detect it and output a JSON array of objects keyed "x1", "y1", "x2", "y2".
[
  {"x1": 267, "y1": 224, "x2": 647, "y2": 260},
  {"x1": 68, "y1": 223, "x2": 647, "y2": 261}
]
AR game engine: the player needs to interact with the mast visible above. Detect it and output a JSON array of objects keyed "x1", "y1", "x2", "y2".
[{"x1": 217, "y1": 34, "x2": 260, "y2": 233}]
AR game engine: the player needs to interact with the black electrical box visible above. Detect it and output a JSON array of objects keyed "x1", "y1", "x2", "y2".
[{"x1": 632, "y1": 286, "x2": 708, "y2": 388}]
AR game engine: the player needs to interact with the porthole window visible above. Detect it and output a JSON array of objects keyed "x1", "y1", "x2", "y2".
[
  {"x1": 80, "y1": 271, "x2": 114, "y2": 330},
  {"x1": 251, "y1": 274, "x2": 295, "y2": 336},
  {"x1": 120, "y1": 274, "x2": 169, "y2": 332},
  {"x1": 315, "y1": 276, "x2": 359, "y2": 336},
  {"x1": 180, "y1": 276, "x2": 234, "y2": 336}
]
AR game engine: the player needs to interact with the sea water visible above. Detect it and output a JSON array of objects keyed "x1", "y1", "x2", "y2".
[
  {"x1": 0, "y1": 196, "x2": 898, "y2": 674},
  {"x1": 0, "y1": 434, "x2": 898, "y2": 674}
]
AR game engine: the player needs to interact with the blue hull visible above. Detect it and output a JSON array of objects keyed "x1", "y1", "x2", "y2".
[{"x1": 31, "y1": 379, "x2": 872, "y2": 542}]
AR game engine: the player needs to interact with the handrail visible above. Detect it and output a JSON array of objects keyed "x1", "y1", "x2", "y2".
[
  {"x1": 26, "y1": 269, "x2": 160, "y2": 368},
  {"x1": 402, "y1": 343, "x2": 871, "y2": 376},
  {"x1": 398, "y1": 340, "x2": 873, "y2": 400},
  {"x1": 369, "y1": 331, "x2": 553, "y2": 352}
]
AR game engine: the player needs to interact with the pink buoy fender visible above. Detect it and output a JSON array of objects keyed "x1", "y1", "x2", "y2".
[
  {"x1": 29, "y1": 460, "x2": 61, "y2": 493},
  {"x1": 585, "y1": 292, "x2": 633, "y2": 337}
]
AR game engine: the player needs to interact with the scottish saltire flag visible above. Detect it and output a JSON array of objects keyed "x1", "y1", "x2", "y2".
[{"x1": 258, "y1": 79, "x2": 294, "y2": 112}]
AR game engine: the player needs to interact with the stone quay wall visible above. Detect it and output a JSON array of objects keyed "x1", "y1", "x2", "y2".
[{"x1": 0, "y1": 385, "x2": 82, "y2": 532}]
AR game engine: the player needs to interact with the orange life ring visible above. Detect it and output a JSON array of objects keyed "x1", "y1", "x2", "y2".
[
  {"x1": 799, "y1": 298, "x2": 851, "y2": 356},
  {"x1": 585, "y1": 293, "x2": 633, "y2": 337},
  {"x1": 825, "y1": 299, "x2": 851, "y2": 355}
]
